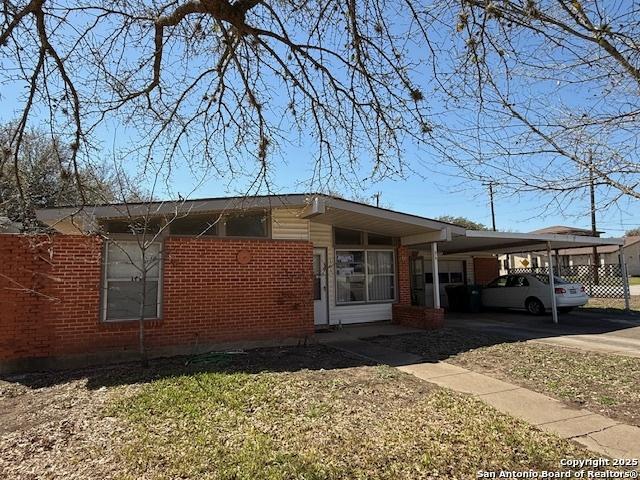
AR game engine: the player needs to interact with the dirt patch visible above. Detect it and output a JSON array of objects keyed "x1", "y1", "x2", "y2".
[
  {"x1": 582, "y1": 295, "x2": 640, "y2": 313},
  {"x1": 0, "y1": 344, "x2": 614, "y2": 479}
]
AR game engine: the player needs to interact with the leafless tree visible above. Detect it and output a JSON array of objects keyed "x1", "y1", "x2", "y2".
[
  {"x1": 423, "y1": 0, "x2": 640, "y2": 212},
  {"x1": 3, "y1": 0, "x2": 639, "y2": 220},
  {"x1": 2, "y1": 0, "x2": 435, "y2": 208}
]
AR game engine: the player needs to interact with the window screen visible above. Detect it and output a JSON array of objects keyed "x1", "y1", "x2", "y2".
[
  {"x1": 225, "y1": 212, "x2": 267, "y2": 237},
  {"x1": 101, "y1": 217, "x2": 163, "y2": 235},
  {"x1": 170, "y1": 215, "x2": 219, "y2": 236},
  {"x1": 367, "y1": 233, "x2": 393, "y2": 246},
  {"x1": 104, "y1": 242, "x2": 162, "y2": 320},
  {"x1": 334, "y1": 228, "x2": 363, "y2": 245}
]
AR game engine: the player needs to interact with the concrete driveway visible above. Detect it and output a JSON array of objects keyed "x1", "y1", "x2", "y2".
[{"x1": 446, "y1": 309, "x2": 640, "y2": 357}]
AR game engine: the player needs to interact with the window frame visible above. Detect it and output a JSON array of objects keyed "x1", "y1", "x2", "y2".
[
  {"x1": 334, "y1": 248, "x2": 397, "y2": 305},
  {"x1": 101, "y1": 240, "x2": 163, "y2": 322},
  {"x1": 223, "y1": 210, "x2": 270, "y2": 238},
  {"x1": 168, "y1": 213, "x2": 221, "y2": 237}
]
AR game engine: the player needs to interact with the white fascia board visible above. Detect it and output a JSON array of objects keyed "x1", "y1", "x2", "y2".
[
  {"x1": 464, "y1": 229, "x2": 624, "y2": 246},
  {"x1": 323, "y1": 196, "x2": 466, "y2": 233},
  {"x1": 401, "y1": 228, "x2": 452, "y2": 246}
]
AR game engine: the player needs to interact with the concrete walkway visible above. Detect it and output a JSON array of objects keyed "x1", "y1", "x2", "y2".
[
  {"x1": 318, "y1": 328, "x2": 640, "y2": 459},
  {"x1": 398, "y1": 362, "x2": 640, "y2": 459}
]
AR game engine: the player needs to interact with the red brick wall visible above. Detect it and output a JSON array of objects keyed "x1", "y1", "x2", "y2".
[
  {"x1": 473, "y1": 256, "x2": 500, "y2": 286},
  {"x1": 0, "y1": 235, "x2": 56, "y2": 360},
  {"x1": 392, "y1": 304, "x2": 444, "y2": 330},
  {"x1": 397, "y1": 246, "x2": 411, "y2": 305},
  {"x1": 0, "y1": 234, "x2": 314, "y2": 364}
]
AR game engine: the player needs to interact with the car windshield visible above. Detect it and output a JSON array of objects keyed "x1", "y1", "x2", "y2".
[{"x1": 533, "y1": 274, "x2": 569, "y2": 285}]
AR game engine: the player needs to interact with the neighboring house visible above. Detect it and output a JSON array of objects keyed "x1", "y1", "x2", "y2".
[
  {"x1": 553, "y1": 236, "x2": 640, "y2": 277},
  {"x1": 0, "y1": 195, "x2": 622, "y2": 371},
  {"x1": 499, "y1": 226, "x2": 639, "y2": 276}
]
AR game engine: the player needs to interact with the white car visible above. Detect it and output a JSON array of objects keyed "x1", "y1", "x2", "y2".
[{"x1": 481, "y1": 274, "x2": 589, "y2": 315}]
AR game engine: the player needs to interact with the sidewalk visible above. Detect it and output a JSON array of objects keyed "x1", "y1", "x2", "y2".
[
  {"x1": 398, "y1": 362, "x2": 640, "y2": 459},
  {"x1": 320, "y1": 331, "x2": 640, "y2": 459}
]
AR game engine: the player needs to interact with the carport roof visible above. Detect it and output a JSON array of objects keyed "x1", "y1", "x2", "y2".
[{"x1": 439, "y1": 230, "x2": 624, "y2": 255}]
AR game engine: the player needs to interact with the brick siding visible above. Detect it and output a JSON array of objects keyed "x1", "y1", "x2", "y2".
[
  {"x1": 0, "y1": 234, "x2": 314, "y2": 368},
  {"x1": 473, "y1": 256, "x2": 500, "y2": 286},
  {"x1": 392, "y1": 304, "x2": 445, "y2": 330}
]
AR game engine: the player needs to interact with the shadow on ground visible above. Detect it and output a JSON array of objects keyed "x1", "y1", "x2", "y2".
[
  {"x1": 0, "y1": 344, "x2": 376, "y2": 392},
  {"x1": 3, "y1": 308, "x2": 639, "y2": 391}
]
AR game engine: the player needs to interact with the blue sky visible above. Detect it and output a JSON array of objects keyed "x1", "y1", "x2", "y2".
[
  {"x1": 2, "y1": 6, "x2": 638, "y2": 237},
  {"x1": 3, "y1": 90, "x2": 637, "y2": 237}
]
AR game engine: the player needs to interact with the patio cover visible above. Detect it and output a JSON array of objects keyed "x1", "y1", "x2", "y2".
[
  {"x1": 439, "y1": 230, "x2": 624, "y2": 256},
  {"x1": 433, "y1": 230, "x2": 628, "y2": 324}
]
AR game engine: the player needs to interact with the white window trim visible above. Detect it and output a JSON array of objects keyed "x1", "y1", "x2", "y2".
[
  {"x1": 335, "y1": 249, "x2": 396, "y2": 305},
  {"x1": 102, "y1": 240, "x2": 163, "y2": 322}
]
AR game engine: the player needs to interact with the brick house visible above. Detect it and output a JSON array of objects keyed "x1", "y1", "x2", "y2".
[{"x1": 5, "y1": 193, "x2": 618, "y2": 372}]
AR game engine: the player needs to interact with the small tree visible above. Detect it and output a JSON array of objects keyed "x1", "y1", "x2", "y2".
[
  {"x1": 436, "y1": 216, "x2": 488, "y2": 231},
  {"x1": 625, "y1": 228, "x2": 640, "y2": 237},
  {"x1": 0, "y1": 124, "x2": 116, "y2": 230}
]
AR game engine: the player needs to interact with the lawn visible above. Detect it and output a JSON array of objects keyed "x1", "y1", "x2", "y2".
[
  {"x1": 629, "y1": 276, "x2": 640, "y2": 286},
  {"x1": 0, "y1": 345, "x2": 599, "y2": 479},
  {"x1": 371, "y1": 329, "x2": 640, "y2": 426},
  {"x1": 581, "y1": 295, "x2": 640, "y2": 313}
]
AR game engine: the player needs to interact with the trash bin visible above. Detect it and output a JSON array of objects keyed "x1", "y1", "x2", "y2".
[
  {"x1": 466, "y1": 284, "x2": 483, "y2": 313},
  {"x1": 445, "y1": 285, "x2": 467, "y2": 312},
  {"x1": 446, "y1": 285, "x2": 483, "y2": 312}
]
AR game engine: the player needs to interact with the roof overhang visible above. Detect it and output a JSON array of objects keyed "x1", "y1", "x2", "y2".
[
  {"x1": 439, "y1": 230, "x2": 624, "y2": 256},
  {"x1": 36, "y1": 193, "x2": 463, "y2": 237},
  {"x1": 302, "y1": 196, "x2": 465, "y2": 238}
]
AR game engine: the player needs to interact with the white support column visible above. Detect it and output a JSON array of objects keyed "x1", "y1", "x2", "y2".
[
  {"x1": 431, "y1": 242, "x2": 441, "y2": 309},
  {"x1": 547, "y1": 242, "x2": 559, "y2": 324},
  {"x1": 620, "y1": 246, "x2": 631, "y2": 311}
]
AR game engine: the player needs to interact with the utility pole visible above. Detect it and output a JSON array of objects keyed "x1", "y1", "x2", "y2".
[
  {"x1": 588, "y1": 151, "x2": 600, "y2": 285},
  {"x1": 487, "y1": 182, "x2": 496, "y2": 231},
  {"x1": 373, "y1": 192, "x2": 381, "y2": 208}
]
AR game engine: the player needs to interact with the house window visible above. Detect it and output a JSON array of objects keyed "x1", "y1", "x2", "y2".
[
  {"x1": 101, "y1": 217, "x2": 163, "y2": 235},
  {"x1": 335, "y1": 228, "x2": 363, "y2": 246},
  {"x1": 103, "y1": 241, "x2": 162, "y2": 321},
  {"x1": 170, "y1": 214, "x2": 219, "y2": 236},
  {"x1": 336, "y1": 251, "x2": 366, "y2": 302},
  {"x1": 424, "y1": 260, "x2": 464, "y2": 284},
  {"x1": 336, "y1": 250, "x2": 395, "y2": 303},
  {"x1": 367, "y1": 233, "x2": 394, "y2": 246},
  {"x1": 367, "y1": 251, "x2": 395, "y2": 301},
  {"x1": 225, "y1": 212, "x2": 267, "y2": 237}
]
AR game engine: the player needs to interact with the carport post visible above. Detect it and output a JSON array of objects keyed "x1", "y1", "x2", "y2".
[
  {"x1": 547, "y1": 242, "x2": 559, "y2": 324},
  {"x1": 620, "y1": 246, "x2": 630, "y2": 311},
  {"x1": 431, "y1": 242, "x2": 441, "y2": 309}
]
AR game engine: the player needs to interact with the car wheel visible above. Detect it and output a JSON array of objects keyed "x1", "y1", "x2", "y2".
[{"x1": 525, "y1": 297, "x2": 545, "y2": 315}]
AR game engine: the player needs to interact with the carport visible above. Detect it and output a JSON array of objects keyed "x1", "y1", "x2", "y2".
[{"x1": 416, "y1": 230, "x2": 628, "y2": 324}]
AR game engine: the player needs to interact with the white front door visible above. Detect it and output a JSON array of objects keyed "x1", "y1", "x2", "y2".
[{"x1": 313, "y1": 248, "x2": 328, "y2": 325}]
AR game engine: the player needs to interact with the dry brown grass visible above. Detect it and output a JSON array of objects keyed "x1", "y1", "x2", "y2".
[{"x1": 0, "y1": 345, "x2": 598, "y2": 479}]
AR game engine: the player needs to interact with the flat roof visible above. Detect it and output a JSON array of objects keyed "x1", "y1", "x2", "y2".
[
  {"x1": 439, "y1": 230, "x2": 624, "y2": 255},
  {"x1": 35, "y1": 193, "x2": 464, "y2": 235}
]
